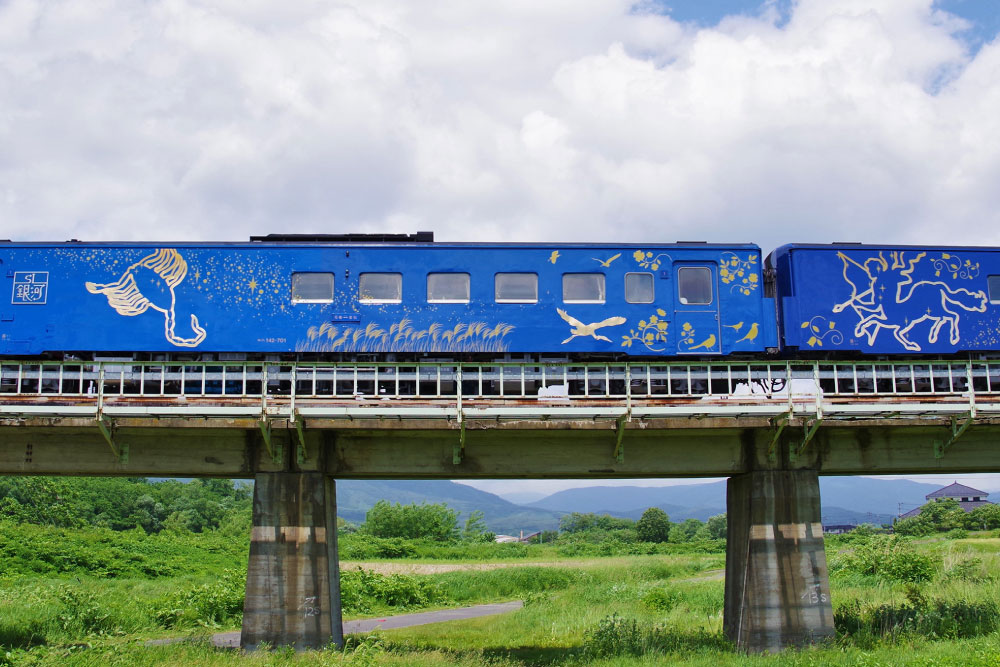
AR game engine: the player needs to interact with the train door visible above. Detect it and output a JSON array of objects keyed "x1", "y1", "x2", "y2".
[{"x1": 674, "y1": 263, "x2": 721, "y2": 354}]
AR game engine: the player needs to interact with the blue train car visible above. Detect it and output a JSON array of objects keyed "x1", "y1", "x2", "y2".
[
  {"x1": 770, "y1": 243, "x2": 1000, "y2": 355},
  {"x1": 0, "y1": 238, "x2": 777, "y2": 358}
]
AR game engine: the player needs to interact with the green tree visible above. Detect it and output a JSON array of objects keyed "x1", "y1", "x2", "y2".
[
  {"x1": 363, "y1": 500, "x2": 459, "y2": 541},
  {"x1": 919, "y1": 498, "x2": 967, "y2": 532},
  {"x1": 966, "y1": 503, "x2": 1000, "y2": 530},
  {"x1": 559, "y1": 512, "x2": 634, "y2": 533},
  {"x1": 704, "y1": 513, "x2": 727, "y2": 540},
  {"x1": 669, "y1": 518, "x2": 704, "y2": 543},
  {"x1": 461, "y1": 510, "x2": 492, "y2": 542},
  {"x1": 636, "y1": 507, "x2": 671, "y2": 543}
]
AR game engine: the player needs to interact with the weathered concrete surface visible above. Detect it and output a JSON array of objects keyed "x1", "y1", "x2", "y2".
[
  {"x1": 241, "y1": 473, "x2": 343, "y2": 650},
  {"x1": 5, "y1": 418, "x2": 1000, "y2": 477},
  {"x1": 724, "y1": 470, "x2": 834, "y2": 653}
]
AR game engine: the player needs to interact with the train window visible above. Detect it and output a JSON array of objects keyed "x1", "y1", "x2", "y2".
[
  {"x1": 291, "y1": 272, "x2": 334, "y2": 304},
  {"x1": 625, "y1": 272, "x2": 654, "y2": 303},
  {"x1": 427, "y1": 273, "x2": 470, "y2": 303},
  {"x1": 563, "y1": 273, "x2": 605, "y2": 303},
  {"x1": 677, "y1": 267, "x2": 712, "y2": 305},
  {"x1": 495, "y1": 273, "x2": 538, "y2": 303},
  {"x1": 990, "y1": 276, "x2": 1000, "y2": 304},
  {"x1": 359, "y1": 273, "x2": 402, "y2": 304}
]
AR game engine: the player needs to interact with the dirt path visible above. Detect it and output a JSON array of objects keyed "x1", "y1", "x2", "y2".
[
  {"x1": 338, "y1": 559, "x2": 590, "y2": 575},
  {"x1": 150, "y1": 601, "x2": 524, "y2": 649}
]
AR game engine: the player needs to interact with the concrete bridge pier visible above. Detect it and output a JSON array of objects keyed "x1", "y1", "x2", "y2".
[
  {"x1": 241, "y1": 472, "x2": 343, "y2": 650},
  {"x1": 723, "y1": 469, "x2": 835, "y2": 652}
]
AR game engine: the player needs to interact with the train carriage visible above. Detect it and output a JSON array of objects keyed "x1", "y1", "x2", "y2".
[
  {"x1": 0, "y1": 236, "x2": 778, "y2": 359},
  {"x1": 770, "y1": 243, "x2": 1000, "y2": 356}
]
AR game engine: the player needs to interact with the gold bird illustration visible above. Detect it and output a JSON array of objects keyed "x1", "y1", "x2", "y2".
[
  {"x1": 688, "y1": 334, "x2": 717, "y2": 351},
  {"x1": 557, "y1": 308, "x2": 626, "y2": 344},
  {"x1": 592, "y1": 253, "x2": 621, "y2": 268},
  {"x1": 735, "y1": 323, "x2": 759, "y2": 343},
  {"x1": 723, "y1": 322, "x2": 744, "y2": 331},
  {"x1": 549, "y1": 250, "x2": 561, "y2": 264}
]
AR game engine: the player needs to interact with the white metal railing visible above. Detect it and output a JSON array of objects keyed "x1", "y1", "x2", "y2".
[{"x1": 2, "y1": 359, "x2": 1000, "y2": 420}]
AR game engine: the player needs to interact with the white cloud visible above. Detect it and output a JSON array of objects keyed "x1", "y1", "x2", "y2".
[{"x1": 1, "y1": 0, "x2": 998, "y2": 253}]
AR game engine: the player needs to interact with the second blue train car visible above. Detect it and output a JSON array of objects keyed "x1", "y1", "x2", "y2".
[{"x1": 770, "y1": 243, "x2": 1000, "y2": 355}]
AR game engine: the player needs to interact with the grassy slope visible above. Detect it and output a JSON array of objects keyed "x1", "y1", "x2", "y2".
[{"x1": 5, "y1": 533, "x2": 1000, "y2": 664}]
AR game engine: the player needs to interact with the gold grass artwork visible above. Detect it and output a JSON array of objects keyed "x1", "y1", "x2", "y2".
[{"x1": 298, "y1": 318, "x2": 515, "y2": 353}]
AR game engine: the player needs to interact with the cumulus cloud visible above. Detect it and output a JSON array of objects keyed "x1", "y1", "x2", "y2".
[{"x1": 1, "y1": 0, "x2": 998, "y2": 253}]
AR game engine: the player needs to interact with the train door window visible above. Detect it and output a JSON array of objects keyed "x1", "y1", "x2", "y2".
[
  {"x1": 427, "y1": 273, "x2": 470, "y2": 303},
  {"x1": 562, "y1": 273, "x2": 605, "y2": 303},
  {"x1": 359, "y1": 273, "x2": 402, "y2": 304},
  {"x1": 677, "y1": 267, "x2": 712, "y2": 305},
  {"x1": 495, "y1": 273, "x2": 538, "y2": 303},
  {"x1": 990, "y1": 276, "x2": 1000, "y2": 304},
  {"x1": 291, "y1": 272, "x2": 334, "y2": 304},
  {"x1": 625, "y1": 272, "x2": 654, "y2": 303}
]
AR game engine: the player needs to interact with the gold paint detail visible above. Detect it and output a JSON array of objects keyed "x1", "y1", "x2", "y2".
[
  {"x1": 680, "y1": 322, "x2": 696, "y2": 346},
  {"x1": 592, "y1": 252, "x2": 621, "y2": 268},
  {"x1": 801, "y1": 316, "x2": 843, "y2": 348},
  {"x1": 548, "y1": 250, "x2": 560, "y2": 264},
  {"x1": 832, "y1": 251, "x2": 987, "y2": 351},
  {"x1": 933, "y1": 253, "x2": 979, "y2": 280},
  {"x1": 688, "y1": 334, "x2": 717, "y2": 351},
  {"x1": 679, "y1": 321, "x2": 717, "y2": 351},
  {"x1": 557, "y1": 308, "x2": 626, "y2": 344},
  {"x1": 632, "y1": 250, "x2": 671, "y2": 271},
  {"x1": 734, "y1": 322, "x2": 760, "y2": 344},
  {"x1": 720, "y1": 252, "x2": 759, "y2": 295},
  {"x1": 85, "y1": 248, "x2": 207, "y2": 348},
  {"x1": 621, "y1": 308, "x2": 668, "y2": 351},
  {"x1": 301, "y1": 319, "x2": 514, "y2": 352}
]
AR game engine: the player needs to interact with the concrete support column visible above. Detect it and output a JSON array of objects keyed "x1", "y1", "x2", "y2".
[
  {"x1": 723, "y1": 469, "x2": 834, "y2": 652},
  {"x1": 241, "y1": 473, "x2": 343, "y2": 650}
]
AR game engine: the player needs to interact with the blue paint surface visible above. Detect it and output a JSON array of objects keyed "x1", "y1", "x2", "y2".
[
  {"x1": 772, "y1": 244, "x2": 1000, "y2": 354},
  {"x1": 0, "y1": 242, "x2": 776, "y2": 357}
]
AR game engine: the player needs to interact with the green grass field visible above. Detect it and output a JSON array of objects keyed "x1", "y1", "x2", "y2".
[{"x1": 5, "y1": 524, "x2": 1000, "y2": 665}]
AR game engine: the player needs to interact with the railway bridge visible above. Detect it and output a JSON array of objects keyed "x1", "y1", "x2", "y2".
[{"x1": 3, "y1": 358, "x2": 1000, "y2": 652}]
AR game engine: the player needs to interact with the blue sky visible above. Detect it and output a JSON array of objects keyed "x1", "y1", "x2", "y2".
[{"x1": 663, "y1": 0, "x2": 999, "y2": 50}]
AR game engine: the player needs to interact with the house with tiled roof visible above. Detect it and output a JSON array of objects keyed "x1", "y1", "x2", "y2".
[{"x1": 899, "y1": 482, "x2": 993, "y2": 519}]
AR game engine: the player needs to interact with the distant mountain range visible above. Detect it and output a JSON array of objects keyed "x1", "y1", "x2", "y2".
[
  {"x1": 332, "y1": 476, "x2": 953, "y2": 533},
  {"x1": 335, "y1": 479, "x2": 563, "y2": 534}
]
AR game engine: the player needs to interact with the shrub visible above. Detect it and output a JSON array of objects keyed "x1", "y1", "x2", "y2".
[
  {"x1": 836, "y1": 595, "x2": 1000, "y2": 640},
  {"x1": 641, "y1": 586, "x2": 682, "y2": 612},
  {"x1": 583, "y1": 614, "x2": 644, "y2": 658},
  {"x1": 944, "y1": 557, "x2": 988, "y2": 582},
  {"x1": 362, "y1": 501, "x2": 458, "y2": 541},
  {"x1": 152, "y1": 568, "x2": 246, "y2": 628},
  {"x1": 339, "y1": 568, "x2": 448, "y2": 614},
  {"x1": 831, "y1": 534, "x2": 937, "y2": 583}
]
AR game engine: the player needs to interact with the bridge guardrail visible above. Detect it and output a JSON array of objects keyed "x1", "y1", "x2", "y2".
[{"x1": 2, "y1": 359, "x2": 999, "y2": 421}]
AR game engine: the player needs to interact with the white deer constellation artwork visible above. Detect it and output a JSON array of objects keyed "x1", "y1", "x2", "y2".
[{"x1": 832, "y1": 251, "x2": 986, "y2": 351}]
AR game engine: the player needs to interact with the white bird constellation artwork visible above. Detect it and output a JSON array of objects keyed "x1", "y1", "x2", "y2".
[
  {"x1": 557, "y1": 308, "x2": 626, "y2": 344},
  {"x1": 86, "y1": 248, "x2": 207, "y2": 348}
]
